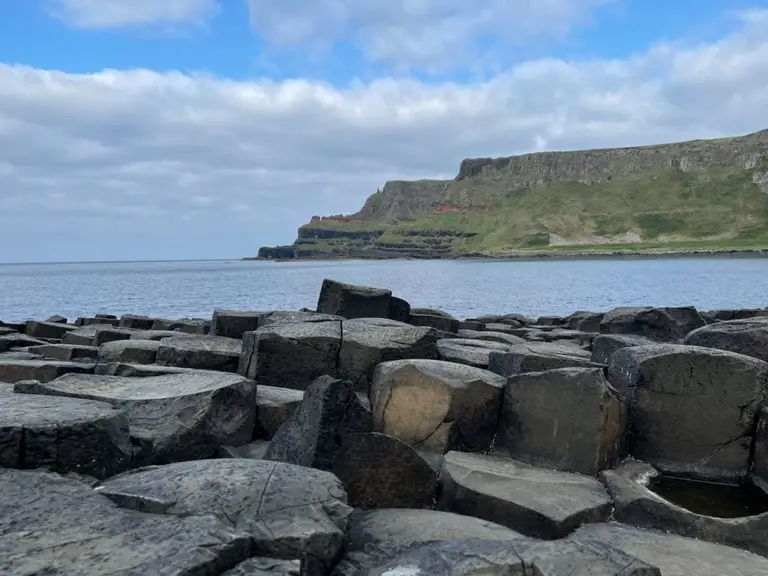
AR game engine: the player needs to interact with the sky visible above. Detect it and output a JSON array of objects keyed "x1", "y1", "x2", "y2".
[{"x1": 0, "y1": 1, "x2": 767, "y2": 263}]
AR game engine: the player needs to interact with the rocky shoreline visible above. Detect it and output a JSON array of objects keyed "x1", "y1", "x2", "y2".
[
  {"x1": 3, "y1": 280, "x2": 768, "y2": 574},
  {"x1": 245, "y1": 247, "x2": 768, "y2": 263}
]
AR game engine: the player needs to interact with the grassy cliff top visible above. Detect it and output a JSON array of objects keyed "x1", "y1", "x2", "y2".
[{"x1": 294, "y1": 129, "x2": 768, "y2": 255}]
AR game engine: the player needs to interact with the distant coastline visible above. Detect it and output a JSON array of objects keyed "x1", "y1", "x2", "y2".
[{"x1": 243, "y1": 247, "x2": 768, "y2": 263}]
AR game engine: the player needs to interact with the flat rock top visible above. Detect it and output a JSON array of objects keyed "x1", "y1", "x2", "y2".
[
  {"x1": 18, "y1": 371, "x2": 252, "y2": 401},
  {"x1": 376, "y1": 358, "x2": 506, "y2": 387},
  {"x1": 690, "y1": 317, "x2": 768, "y2": 333},
  {"x1": 0, "y1": 359, "x2": 91, "y2": 369},
  {"x1": 0, "y1": 468, "x2": 253, "y2": 574},
  {"x1": 345, "y1": 508, "x2": 526, "y2": 550},
  {"x1": 102, "y1": 339, "x2": 162, "y2": 350},
  {"x1": 96, "y1": 458, "x2": 349, "y2": 524},
  {"x1": 257, "y1": 385, "x2": 304, "y2": 405},
  {"x1": 159, "y1": 335, "x2": 242, "y2": 352},
  {"x1": 342, "y1": 317, "x2": 434, "y2": 343},
  {"x1": 443, "y1": 452, "x2": 611, "y2": 521},
  {"x1": 1, "y1": 391, "x2": 120, "y2": 425},
  {"x1": 258, "y1": 319, "x2": 342, "y2": 338},
  {"x1": 504, "y1": 342, "x2": 592, "y2": 358},
  {"x1": 612, "y1": 343, "x2": 768, "y2": 367},
  {"x1": 259, "y1": 310, "x2": 343, "y2": 327},
  {"x1": 438, "y1": 338, "x2": 513, "y2": 351},
  {"x1": 570, "y1": 523, "x2": 768, "y2": 576}
]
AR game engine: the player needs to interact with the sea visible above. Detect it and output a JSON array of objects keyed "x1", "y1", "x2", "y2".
[{"x1": 0, "y1": 257, "x2": 766, "y2": 322}]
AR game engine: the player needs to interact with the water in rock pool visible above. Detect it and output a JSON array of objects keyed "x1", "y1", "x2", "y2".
[
  {"x1": 648, "y1": 475, "x2": 768, "y2": 518},
  {"x1": 0, "y1": 256, "x2": 766, "y2": 321}
]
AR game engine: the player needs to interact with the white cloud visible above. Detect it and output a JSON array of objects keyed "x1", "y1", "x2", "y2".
[
  {"x1": 247, "y1": 0, "x2": 617, "y2": 72},
  {"x1": 50, "y1": 0, "x2": 220, "y2": 28},
  {"x1": 0, "y1": 10, "x2": 767, "y2": 261}
]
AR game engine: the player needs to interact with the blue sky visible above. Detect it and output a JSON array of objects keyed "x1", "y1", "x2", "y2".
[{"x1": 0, "y1": 0, "x2": 767, "y2": 263}]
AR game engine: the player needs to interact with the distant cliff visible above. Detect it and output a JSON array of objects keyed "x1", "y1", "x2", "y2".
[{"x1": 257, "y1": 129, "x2": 768, "y2": 259}]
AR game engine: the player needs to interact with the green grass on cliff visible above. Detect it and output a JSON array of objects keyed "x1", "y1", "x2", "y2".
[{"x1": 372, "y1": 165, "x2": 768, "y2": 253}]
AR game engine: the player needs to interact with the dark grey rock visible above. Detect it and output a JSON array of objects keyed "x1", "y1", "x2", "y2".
[
  {"x1": 157, "y1": 334, "x2": 242, "y2": 372},
  {"x1": 98, "y1": 339, "x2": 161, "y2": 364},
  {"x1": 331, "y1": 508, "x2": 527, "y2": 576},
  {"x1": 46, "y1": 314, "x2": 68, "y2": 323},
  {"x1": 15, "y1": 371, "x2": 257, "y2": 465},
  {"x1": 129, "y1": 329, "x2": 187, "y2": 340},
  {"x1": 239, "y1": 321, "x2": 342, "y2": 388},
  {"x1": 151, "y1": 317, "x2": 207, "y2": 333},
  {"x1": 600, "y1": 306, "x2": 705, "y2": 342},
  {"x1": 365, "y1": 536, "x2": 660, "y2": 576},
  {"x1": 27, "y1": 343, "x2": 99, "y2": 361},
  {"x1": 457, "y1": 329, "x2": 526, "y2": 346},
  {"x1": 75, "y1": 316, "x2": 120, "y2": 326},
  {"x1": 607, "y1": 344, "x2": 768, "y2": 481},
  {"x1": 0, "y1": 351, "x2": 43, "y2": 361},
  {"x1": 25, "y1": 319, "x2": 76, "y2": 339},
  {"x1": 437, "y1": 337, "x2": 513, "y2": 368},
  {"x1": 602, "y1": 459, "x2": 768, "y2": 559},
  {"x1": 458, "y1": 320, "x2": 485, "y2": 330},
  {"x1": 438, "y1": 451, "x2": 612, "y2": 539},
  {"x1": 569, "y1": 522, "x2": 768, "y2": 576},
  {"x1": 590, "y1": 333, "x2": 658, "y2": 364},
  {"x1": 0, "y1": 468, "x2": 254, "y2": 575},
  {"x1": 709, "y1": 309, "x2": 764, "y2": 321},
  {"x1": 220, "y1": 439, "x2": 272, "y2": 460},
  {"x1": 331, "y1": 432, "x2": 438, "y2": 509},
  {"x1": 411, "y1": 308, "x2": 457, "y2": 320},
  {"x1": 212, "y1": 309, "x2": 266, "y2": 338},
  {"x1": 536, "y1": 315, "x2": 565, "y2": 326},
  {"x1": 338, "y1": 318, "x2": 439, "y2": 392},
  {"x1": 94, "y1": 362, "x2": 210, "y2": 377},
  {"x1": 488, "y1": 341, "x2": 604, "y2": 376},
  {"x1": 371, "y1": 359, "x2": 505, "y2": 453},
  {"x1": 223, "y1": 558, "x2": 301, "y2": 575},
  {"x1": 0, "y1": 332, "x2": 47, "y2": 352},
  {"x1": 92, "y1": 327, "x2": 138, "y2": 346},
  {"x1": 265, "y1": 376, "x2": 372, "y2": 470},
  {"x1": 564, "y1": 311, "x2": 605, "y2": 332},
  {"x1": 496, "y1": 367, "x2": 627, "y2": 475},
  {"x1": 119, "y1": 314, "x2": 155, "y2": 329},
  {"x1": 258, "y1": 310, "x2": 343, "y2": 327},
  {"x1": 755, "y1": 408, "x2": 768, "y2": 493},
  {"x1": 685, "y1": 317, "x2": 768, "y2": 362},
  {"x1": 408, "y1": 312, "x2": 459, "y2": 333},
  {"x1": 255, "y1": 385, "x2": 304, "y2": 439},
  {"x1": 0, "y1": 392, "x2": 131, "y2": 478},
  {"x1": 387, "y1": 296, "x2": 411, "y2": 323},
  {"x1": 97, "y1": 458, "x2": 351, "y2": 574},
  {"x1": 316, "y1": 279, "x2": 392, "y2": 319},
  {"x1": 0, "y1": 359, "x2": 94, "y2": 382}
]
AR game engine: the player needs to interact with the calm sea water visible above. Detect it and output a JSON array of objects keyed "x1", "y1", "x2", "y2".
[{"x1": 0, "y1": 258, "x2": 766, "y2": 322}]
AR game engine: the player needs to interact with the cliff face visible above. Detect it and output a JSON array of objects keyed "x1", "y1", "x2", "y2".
[{"x1": 257, "y1": 129, "x2": 768, "y2": 259}]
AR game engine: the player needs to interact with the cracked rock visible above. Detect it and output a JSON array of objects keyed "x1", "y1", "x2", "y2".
[
  {"x1": 600, "y1": 306, "x2": 705, "y2": 342},
  {"x1": 607, "y1": 344, "x2": 768, "y2": 481},
  {"x1": 98, "y1": 338, "x2": 161, "y2": 364},
  {"x1": 337, "y1": 318, "x2": 439, "y2": 392},
  {"x1": 265, "y1": 375, "x2": 372, "y2": 469},
  {"x1": 371, "y1": 359, "x2": 505, "y2": 454},
  {"x1": 438, "y1": 451, "x2": 613, "y2": 539},
  {"x1": 685, "y1": 317, "x2": 768, "y2": 362},
  {"x1": 239, "y1": 321, "x2": 342, "y2": 388},
  {"x1": 331, "y1": 508, "x2": 528, "y2": 576},
  {"x1": 14, "y1": 371, "x2": 257, "y2": 465},
  {"x1": 496, "y1": 367, "x2": 627, "y2": 475},
  {"x1": 437, "y1": 337, "x2": 514, "y2": 369},
  {"x1": 255, "y1": 385, "x2": 304, "y2": 439},
  {"x1": 456, "y1": 329, "x2": 526, "y2": 346},
  {"x1": 96, "y1": 458, "x2": 351, "y2": 575},
  {"x1": 24, "y1": 319, "x2": 76, "y2": 339},
  {"x1": 569, "y1": 522, "x2": 768, "y2": 576},
  {"x1": 0, "y1": 359, "x2": 94, "y2": 382},
  {"x1": 0, "y1": 391, "x2": 131, "y2": 478},
  {"x1": 488, "y1": 341, "x2": 604, "y2": 376},
  {"x1": 157, "y1": 334, "x2": 242, "y2": 372},
  {"x1": 27, "y1": 343, "x2": 99, "y2": 361},
  {"x1": 0, "y1": 468, "x2": 255, "y2": 575},
  {"x1": 590, "y1": 333, "x2": 658, "y2": 364}
]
